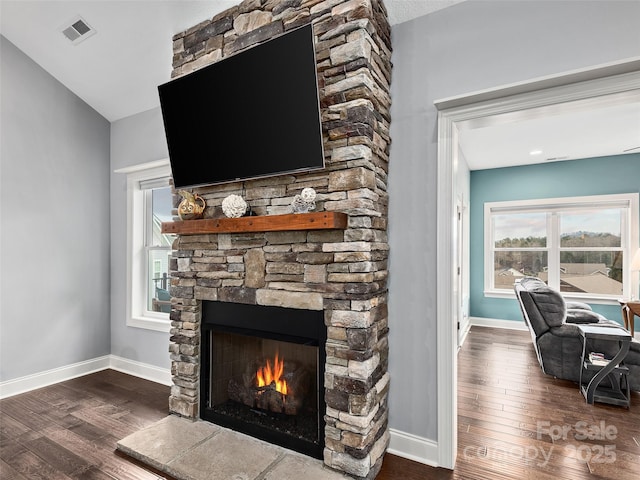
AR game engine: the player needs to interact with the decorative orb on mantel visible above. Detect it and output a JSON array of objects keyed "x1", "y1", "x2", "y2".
[
  {"x1": 291, "y1": 187, "x2": 317, "y2": 214},
  {"x1": 222, "y1": 194, "x2": 248, "y2": 218}
]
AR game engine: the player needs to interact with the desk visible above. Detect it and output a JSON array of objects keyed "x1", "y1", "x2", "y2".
[
  {"x1": 618, "y1": 300, "x2": 639, "y2": 336},
  {"x1": 578, "y1": 325, "x2": 631, "y2": 407}
]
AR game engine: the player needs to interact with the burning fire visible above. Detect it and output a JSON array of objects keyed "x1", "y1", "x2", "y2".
[{"x1": 256, "y1": 353, "x2": 288, "y2": 395}]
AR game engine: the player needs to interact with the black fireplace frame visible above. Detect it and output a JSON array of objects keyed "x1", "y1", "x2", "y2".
[{"x1": 200, "y1": 301, "x2": 326, "y2": 459}]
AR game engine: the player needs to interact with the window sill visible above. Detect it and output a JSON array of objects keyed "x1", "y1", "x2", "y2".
[
  {"x1": 128, "y1": 314, "x2": 171, "y2": 333},
  {"x1": 484, "y1": 289, "x2": 623, "y2": 306}
]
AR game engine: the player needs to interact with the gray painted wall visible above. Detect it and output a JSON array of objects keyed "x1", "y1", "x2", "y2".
[
  {"x1": 110, "y1": 107, "x2": 171, "y2": 368},
  {"x1": 388, "y1": 0, "x2": 640, "y2": 441},
  {"x1": 0, "y1": 36, "x2": 111, "y2": 381}
]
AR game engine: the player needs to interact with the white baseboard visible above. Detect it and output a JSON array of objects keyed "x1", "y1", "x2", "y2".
[
  {"x1": 470, "y1": 316, "x2": 528, "y2": 331},
  {"x1": 109, "y1": 355, "x2": 172, "y2": 386},
  {"x1": 387, "y1": 428, "x2": 439, "y2": 467},
  {"x1": 0, "y1": 355, "x2": 171, "y2": 399},
  {"x1": 470, "y1": 317, "x2": 640, "y2": 339},
  {"x1": 458, "y1": 319, "x2": 472, "y2": 347},
  {"x1": 0, "y1": 355, "x2": 111, "y2": 399}
]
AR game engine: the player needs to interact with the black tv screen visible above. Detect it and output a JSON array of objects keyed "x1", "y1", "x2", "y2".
[{"x1": 158, "y1": 24, "x2": 325, "y2": 189}]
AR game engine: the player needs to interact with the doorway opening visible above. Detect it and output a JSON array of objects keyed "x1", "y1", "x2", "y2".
[{"x1": 435, "y1": 59, "x2": 640, "y2": 469}]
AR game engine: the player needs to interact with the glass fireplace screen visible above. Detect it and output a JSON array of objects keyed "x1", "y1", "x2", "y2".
[{"x1": 199, "y1": 300, "x2": 326, "y2": 458}]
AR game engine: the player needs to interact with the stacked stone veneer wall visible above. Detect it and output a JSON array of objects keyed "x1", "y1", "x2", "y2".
[{"x1": 167, "y1": 1, "x2": 391, "y2": 478}]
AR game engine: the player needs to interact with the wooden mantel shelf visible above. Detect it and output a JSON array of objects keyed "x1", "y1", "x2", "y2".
[{"x1": 161, "y1": 211, "x2": 348, "y2": 235}]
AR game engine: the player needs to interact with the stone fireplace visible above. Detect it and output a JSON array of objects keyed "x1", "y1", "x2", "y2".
[{"x1": 165, "y1": 1, "x2": 391, "y2": 478}]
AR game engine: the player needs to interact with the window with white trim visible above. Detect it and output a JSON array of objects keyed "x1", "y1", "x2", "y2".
[
  {"x1": 485, "y1": 193, "x2": 639, "y2": 301},
  {"x1": 121, "y1": 161, "x2": 175, "y2": 332}
]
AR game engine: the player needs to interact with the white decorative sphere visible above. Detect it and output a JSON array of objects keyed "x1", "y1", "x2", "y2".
[
  {"x1": 300, "y1": 187, "x2": 317, "y2": 203},
  {"x1": 222, "y1": 194, "x2": 248, "y2": 218}
]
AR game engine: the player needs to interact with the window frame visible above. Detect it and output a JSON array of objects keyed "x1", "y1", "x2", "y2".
[
  {"x1": 484, "y1": 193, "x2": 639, "y2": 303},
  {"x1": 121, "y1": 160, "x2": 173, "y2": 332}
]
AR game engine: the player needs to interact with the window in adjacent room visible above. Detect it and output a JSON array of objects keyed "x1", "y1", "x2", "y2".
[
  {"x1": 485, "y1": 193, "x2": 639, "y2": 301},
  {"x1": 120, "y1": 160, "x2": 175, "y2": 332}
]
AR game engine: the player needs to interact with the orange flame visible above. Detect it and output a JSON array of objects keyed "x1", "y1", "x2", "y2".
[{"x1": 256, "y1": 352, "x2": 288, "y2": 395}]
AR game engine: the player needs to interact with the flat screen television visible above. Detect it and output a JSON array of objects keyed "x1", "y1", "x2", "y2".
[{"x1": 158, "y1": 23, "x2": 325, "y2": 189}]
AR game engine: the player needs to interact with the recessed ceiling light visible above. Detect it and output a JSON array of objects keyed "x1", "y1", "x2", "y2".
[{"x1": 529, "y1": 149, "x2": 543, "y2": 156}]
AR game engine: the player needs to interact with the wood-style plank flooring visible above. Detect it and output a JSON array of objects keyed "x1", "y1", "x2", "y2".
[
  {"x1": 452, "y1": 327, "x2": 640, "y2": 480},
  {"x1": 0, "y1": 370, "x2": 171, "y2": 480},
  {"x1": 1, "y1": 327, "x2": 639, "y2": 479}
]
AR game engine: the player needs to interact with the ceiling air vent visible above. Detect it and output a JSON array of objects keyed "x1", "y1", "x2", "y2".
[{"x1": 60, "y1": 16, "x2": 96, "y2": 45}]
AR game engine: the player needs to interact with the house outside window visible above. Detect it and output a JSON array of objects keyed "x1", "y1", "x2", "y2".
[
  {"x1": 485, "y1": 193, "x2": 639, "y2": 302},
  {"x1": 146, "y1": 185, "x2": 175, "y2": 314},
  {"x1": 120, "y1": 160, "x2": 175, "y2": 332}
]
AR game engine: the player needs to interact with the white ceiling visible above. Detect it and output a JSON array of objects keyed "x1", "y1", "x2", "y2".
[
  {"x1": 1, "y1": 1, "x2": 242, "y2": 121},
  {"x1": 0, "y1": 0, "x2": 464, "y2": 122},
  {"x1": 1, "y1": 0, "x2": 638, "y2": 170},
  {"x1": 459, "y1": 90, "x2": 640, "y2": 170}
]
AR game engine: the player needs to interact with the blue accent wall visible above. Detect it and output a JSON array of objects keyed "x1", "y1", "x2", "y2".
[{"x1": 470, "y1": 154, "x2": 640, "y2": 323}]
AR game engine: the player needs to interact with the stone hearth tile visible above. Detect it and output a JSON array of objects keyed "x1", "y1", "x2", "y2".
[
  {"x1": 117, "y1": 415, "x2": 219, "y2": 471},
  {"x1": 167, "y1": 428, "x2": 283, "y2": 480},
  {"x1": 264, "y1": 453, "x2": 351, "y2": 480}
]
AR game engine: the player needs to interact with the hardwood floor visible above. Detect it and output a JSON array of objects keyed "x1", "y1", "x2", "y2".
[
  {"x1": 0, "y1": 370, "x2": 172, "y2": 480},
  {"x1": 1, "y1": 327, "x2": 638, "y2": 479},
  {"x1": 453, "y1": 327, "x2": 640, "y2": 480}
]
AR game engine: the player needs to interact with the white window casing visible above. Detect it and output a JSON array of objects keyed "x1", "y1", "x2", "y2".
[
  {"x1": 117, "y1": 160, "x2": 173, "y2": 332},
  {"x1": 484, "y1": 193, "x2": 639, "y2": 304}
]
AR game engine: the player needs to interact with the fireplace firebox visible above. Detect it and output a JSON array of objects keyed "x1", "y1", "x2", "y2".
[{"x1": 200, "y1": 301, "x2": 326, "y2": 459}]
